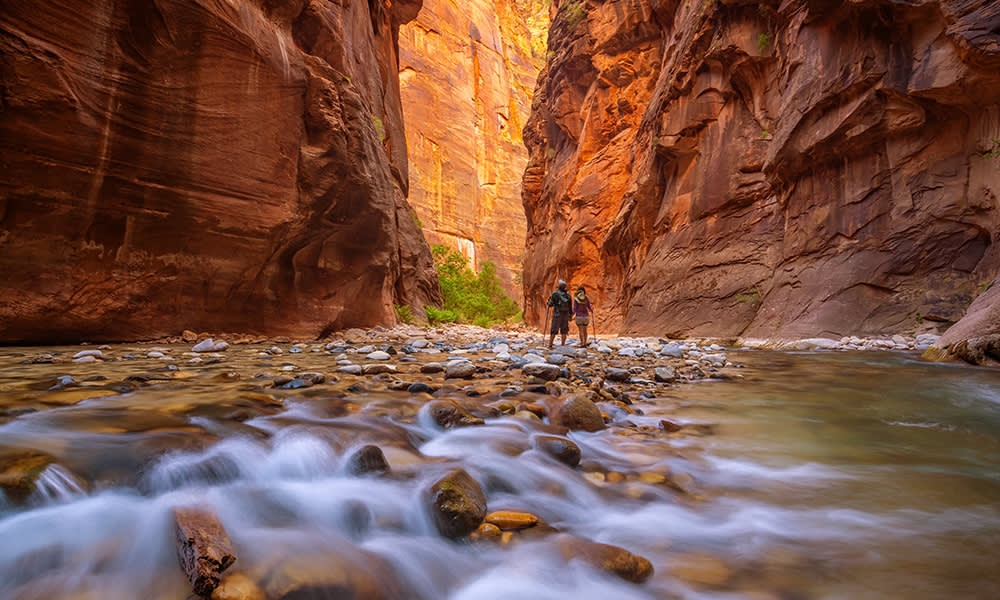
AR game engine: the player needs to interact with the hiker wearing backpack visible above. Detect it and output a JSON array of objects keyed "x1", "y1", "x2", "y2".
[{"x1": 547, "y1": 280, "x2": 572, "y2": 348}]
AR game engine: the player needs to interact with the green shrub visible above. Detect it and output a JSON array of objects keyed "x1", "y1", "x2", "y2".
[
  {"x1": 394, "y1": 304, "x2": 414, "y2": 324},
  {"x1": 564, "y1": 0, "x2": 585, "y2": 26},
  {"x1": 428, "y1": 244, "x2": 522, "y2": 327},
  {"x1": 735, "y1": 287, "x2": 761, "y2": 303},
  {"x1": 757, "y1": 32, "x2": 773, "y2": 54}
]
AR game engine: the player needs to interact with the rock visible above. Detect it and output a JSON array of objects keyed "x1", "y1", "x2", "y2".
[
  {"x1": 407, "y1": 382, "x2": 435, "y2": 394},
  {"x1": 659, "y1": 419, "x2": 683, "y2": 433},
  {"x1": 520, "y1": 0, "x2": 1000, "y2": 340},
  {"x1": 356, "y1": 345, "x2": 376, "y2": 354},
  {"x1": 604, "y1": 367, "x2": 630, "y2": 382},
  {"x1": 347, "y1": 445, "x2": 390, "y2": 476},
  {"x1": 49, "y1": 375, "x2": 77, "y2": 390},
  {"x1": 427, "y1": 468, "x2": 487, "y2": 538},
  {"x1": 194, "y1": 339, "x2": 222, "y2": 353},
  {"x1": 522, "y1": 362, "x2": 561, "y2": 381},
  {"x1": 445, "y1": 360, "x2": 476, "y2": 379},
  {"x1": 668, "y1": 552, "x2": 732, "y2": 587},
  {"x1": 298, "y1": 372, "x2": 326, "y2": 385},
  {"x1": 211, "y1": 572, "x2": 264, "y2": 600},
  {"x1": 485, "y1": 510, "x2": 539, "y2": 530},
  {"x1": 0, "y1": 452, "x2": 55, "y2": 503},
  {"x1": 424, "y1": 400, "x2": 485, "y2": 428},
  {"x1": 532, "y1": 435, "x2": 581, "y2": 467},
  {"x1": 182, "y1": 330, "x2": 199, "y2": 342},
  {"x1": 173, "y1": 506, "x2": 236, "y2": 597},
  {"x1": 554, "y1": 395, "x2": 605, "y2": 432},
  {"x1": 73, "y1": 349, "x2": 103, "y2": 359},
  {"x1": 476, "y1": 522, "x2": 502, "y2": 538},
  {"x1": 73, "y1": 355, "x2": 98, "y2": 363},
  {"x1": 420, "y1": 362, "x2": 444, "y2": 374},
  {"x1": 555, "y1": 535, "x2": 654, "y2": 583},
  {"x1": 261, "y1": 550, "x2": 400, "y2": 600},
  {"x1": 660, "y1": 343, "x2": 684, "y2": 358},
  {"x1": 337, "y1": 365, "x2": 363, "y2": 376},
  {"x1": 362, "y1": 364, "x2": 397, "y2": 375},
  {"x1": 654, "y1": 366, "x2": 677, "y2": 383},
  {"x1": 933, "y1": 278, "x2": 1000, "y2": 365},
  {"x1": 366, "y1": 351, "x2": 391, "y2": 361},
  {"x1": 545, "y1": 353, "x2": 568, "y2": 365},
  {"x1": 522, "y1": 353, "x2": 546, "y2": 363},
  {"x1": 792, "y1": 338, "x2": 842, "y2": 351}
]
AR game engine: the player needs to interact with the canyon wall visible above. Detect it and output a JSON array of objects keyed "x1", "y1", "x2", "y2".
[
  {"x1": 0, "y1": 0, "x2": 439, "y2": 343},
  {"x1": 523, "y1": 0, "x2": 1000, "y2": 338},
  {"x1": 398, "y1": 0, "x2": 549, "y2": 299}
]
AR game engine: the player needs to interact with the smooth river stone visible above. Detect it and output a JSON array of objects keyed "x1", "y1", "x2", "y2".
[
  {"x1": 522, "y1": 362, "x2": 560, "y2": 381},
  {"x1": 485, "y1": 510, "x2": 539, "y2": 530},
  {"x1": 427, "y1": 468, "x2": 487, "y2": 538}
]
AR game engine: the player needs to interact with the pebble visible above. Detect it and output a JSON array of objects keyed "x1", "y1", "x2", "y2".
[
  {"x1": 338, "y1": 365, "x2": 363, "y2": 375},
  {"x1": 362, "y1": 364, "x2": 396, "y2": 375},
  {"x1": 366, "y1": 351, "x2": 391, "y2": 361},
  {"x1": 73, "y1": 349, "x2": 103, "y2": 359},
  {"x1": 522, "y1": 363, "x2": 561, "y2": 381},
  {"x1": 420, "y1": 362, "x2": 444, "y2": 374},
  {"x1": 73, "y1": 355, "x2": 98, "y2": 363},
  {"x1": 356, "y1": 345, "x2": 375, "y2": 354},
  {"x1": 148, "y1": 351, "x2": 166, "y2": 359},
  {"x1": 407, "y1": 382, "x2": 435, "y2": 394}
]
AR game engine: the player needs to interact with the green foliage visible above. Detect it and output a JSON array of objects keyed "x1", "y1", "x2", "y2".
[
  {"x1": 428, "y1": 244, "x2": 522, "y2": 327},
  {"x1": 564, "y1": 0, "x2": 585, "y2": 26},
  {"x1": 394, "y1": 304, "x2": 414, "y2": 324},
  {"x1": 546, "y1": 147, "x2": 555, "y2": 158},
  {"x1": 984, "y1": 138, "x2": 1000, "y2": 159},
  {"x1": 372, "y1": 114, "x2": 385, "y2": 142},
  {"x1": 424, "y1": 305, "x2": 458, "y2": 324},
  {"x1": 735, "y1": 286, "x2": 761, "y2": 304},
  {"x1": 757, "y1": 31, "x2": 773, "y2": 54},
  {"x1": 761, "y1": 128, "x2": 770, "y2": 139},
  {"x1": 410, "y1": 208, "x2": 422, "y2": 230}
]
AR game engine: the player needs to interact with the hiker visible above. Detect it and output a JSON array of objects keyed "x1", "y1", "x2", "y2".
[
  {"x1": 573, "y1": 285, "x2": 594, "y2": 346},
  {"x1": 547, "y1": 280, "x2": 572, "y2": 348}
]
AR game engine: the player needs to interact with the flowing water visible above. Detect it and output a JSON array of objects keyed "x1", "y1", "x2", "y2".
[{"x1": 0, "y1": 345, "x2": 998, "y2": 599}]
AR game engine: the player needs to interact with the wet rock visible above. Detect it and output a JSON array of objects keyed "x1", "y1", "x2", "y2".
[
  {"x1": 445, "y1": 360, "x2": 476, "y2": 379},
  {"x1": 668, "y1": 552, "x2": 732, "y2": 587},
  {"x1": 49, "y1": 375, "x2": 77, "y2": 390},
  {"x1": 73, "y1": 349, "x2": 103, "y2": 360},
  {"x1": 211, "y1": 572, "x2": 263, "y2": 600},
  {"x1": 261, "y1": 550, "x2": 400, "y2": 600},
  {"x1": 362, "y1": 364, "x2": 397, "y2": 375},
  {"x1": 366, "y1": 350, "x2": 391, "y2": 361},
  {"x1": 604, "y1": 367, "x2": 630, "y2": 382},
  {"x1": 659, "y1": 419, "x2": 683, "y2": 433},
  {"x1": 425, "y1": 400, "x2": 485, "y2": 428},
  {"x1": 193, "y1": 339, "x2": 229, "y2": 353},
  {"x1": 0, "y1": 451, "x2": 54, "y2": 503},
  {"x1": 407, "y1": 382, "x2": 435, "y2": 394},
  {"x1": 73, "y1": 355, "x2": 99, "y2": 363},
  {"x1": 476, "y1": 522, "x2": 502, "y2": 538},
  {"x1": 532, "y1": 435, "x2": 581, "y2": 467},
  {"x1": 173, "y1": 506, "x2": 236, "y2": 597},
  {"x1": 278, "y1": 378, "x2": 312, "y2": 390},
  {"x1": 182, "y1": 330, "x2": 199, "y2": 342},
  {"x1": 555, "y1": 535, "x2": 653, "y2": 583},
  {"x1": 485, "y1": 510, "x2": 539, "y2": 530},
  {"x1": 654, "y1": 366, "x2": 677, "y2": 383},
  {"x1": 420, "y1": 362, "x2": 444, "y2": 374},
  {"x1": 427, "y1": 468, "x2": 487, "y2": 538},
  {"x1": 553, "y1": 395, "x2": 605, "y2": 432},
  {"x1": 338, "y1": 365, "x2": 363, "y2": 375},
  {"x1": 347, "y1": 445, "x2": 390, "y2": 476},
  {"x1": 522, "y1": 362, "x2": 561, "y2": 381},
  {"x1": 27, "y1": 353, "x2": 55, "y2": 364},
  {"x1": 297, "y1": 372, "x2": 326, "y2": 385}
]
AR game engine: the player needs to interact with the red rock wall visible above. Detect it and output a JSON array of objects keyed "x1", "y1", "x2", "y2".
[
  {"x1": 398, "y1": 0, "x2": 549, "y2": 300},
  {"x1": 0, "y1": 0, "x2": 439, "y2": 343},
  {"x1": 522, "y1": 0, "x2": 1000, "y2": 338}
]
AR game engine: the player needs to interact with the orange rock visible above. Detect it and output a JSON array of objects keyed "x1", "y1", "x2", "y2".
[{"x1": 485, "y1": 510, "x2": 540, "y2": 530}]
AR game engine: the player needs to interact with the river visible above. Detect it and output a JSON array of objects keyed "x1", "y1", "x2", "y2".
[{"x1": 0, "y1": 343, "x2": 997, "y2": 599}]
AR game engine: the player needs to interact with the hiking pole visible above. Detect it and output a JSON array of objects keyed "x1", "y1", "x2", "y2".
[{"x1": 543, "y1": 304, "x2": 551, "y2": 339}]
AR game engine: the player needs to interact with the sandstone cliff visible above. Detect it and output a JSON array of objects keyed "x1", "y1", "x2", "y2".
[
  {"x1": 399, "y1": 0, "x2": 549, "y2": 299},
  {"x1": 522, "y1": 0, "x2": 1000, "y2": 338},
  {"x1": 0, "y1": 0, "x2": 439, "y2": 343}
]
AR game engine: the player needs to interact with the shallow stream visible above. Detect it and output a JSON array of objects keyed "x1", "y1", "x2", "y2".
[{"x1": 0, "y1": 345, "x2": 997, "y2": 599}]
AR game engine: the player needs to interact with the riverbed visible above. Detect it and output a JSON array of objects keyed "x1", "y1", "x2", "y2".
[{"x1": 0, "y1": 339, "x2": 997, "y2": 599}]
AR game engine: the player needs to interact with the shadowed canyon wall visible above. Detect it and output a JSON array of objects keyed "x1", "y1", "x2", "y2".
[
  {"x1": 523, "y1": 0, "x2": 1000, "y2": 338},
  {"x1": 0, "y1": 0, "x2": 439, "y2": 343},
  {"x1": 398, "y1": 0, "x2": 549, "y2": 299}
]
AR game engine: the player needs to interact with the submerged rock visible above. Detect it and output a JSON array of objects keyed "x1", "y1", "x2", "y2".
[
  {"x1": 427, "y1": 468, "x2": 487, "y2": 538},
  {"x1": 211, "y1": 572, "x2": 263, "y2": 600},
  {"x1": 555, "y1": 535, "x2": 654, "y2": 583},
  {"x1": 532, "y1": 434, "x2": 581, "y2": 467},
  {"x1": 424, "y1": 400, "x2": 485, "y2": 429},
  {"x1": 445, "y1": 359, "x2": 476, "y2": 379},
  {"x1": 485, "y1": 510, "x2": 540, "y2": 530},
  {"x1": 347, "y1": 445, "x2": 390, "y2": 476},
  {"x1": 0, "y1": 451, "x2": 54, "y2": 503},
  {"x1": 522, "y1": 362, "x2": 561, "y2": 381}
]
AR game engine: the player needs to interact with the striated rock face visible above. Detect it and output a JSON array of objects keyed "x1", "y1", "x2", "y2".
[
  {"x1": 398, "y1": 0, "x2": 549, "y2": 299},
  {"x1": 523, "y1": 0, "x2": 1000, "y2": 338},
  {"x1": 0, "y1": 0, "x2": 439, "y2": 343},
  {"x1": 932, "y1": 277, "x2": 1000, "y2": 364}
]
